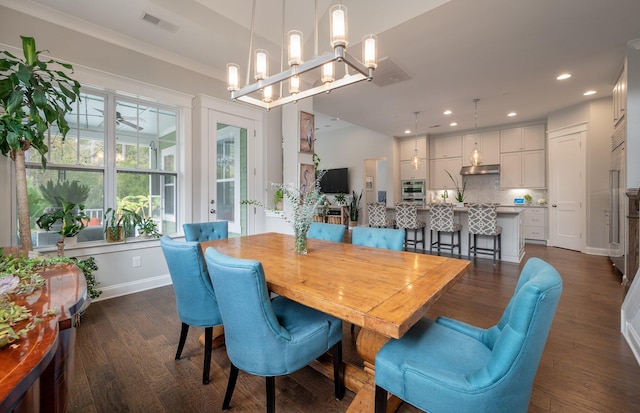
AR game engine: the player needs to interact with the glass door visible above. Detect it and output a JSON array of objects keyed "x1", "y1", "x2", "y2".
[{"x1": 208, "y1": 112, "x2": 255, "y2": 236}]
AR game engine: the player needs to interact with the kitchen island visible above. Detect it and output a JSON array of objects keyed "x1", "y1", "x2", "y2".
[{"x1": 385, "y1": 205, "x2": 524, "y2": 263}]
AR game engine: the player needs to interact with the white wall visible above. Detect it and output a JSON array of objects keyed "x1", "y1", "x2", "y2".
[{"x1": 315, "y1": 124, "x2": 395, "y2": 224}]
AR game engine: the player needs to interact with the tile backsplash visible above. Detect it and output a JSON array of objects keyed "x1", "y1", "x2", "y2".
[{"x1": 427, "y1": 174, "x2": 547, "y2": 205}]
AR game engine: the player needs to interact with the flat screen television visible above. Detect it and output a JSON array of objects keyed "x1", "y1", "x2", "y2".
[{"x1": 319, "y1": 168, "x2": 349, "y2": 194}]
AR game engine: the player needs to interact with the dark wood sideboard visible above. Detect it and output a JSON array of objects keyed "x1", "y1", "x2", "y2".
[{"x1": 0, "y1": 264, "x2": 86, "y2": 413}]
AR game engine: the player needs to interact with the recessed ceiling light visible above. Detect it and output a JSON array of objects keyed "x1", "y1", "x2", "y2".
[
  {"x1": 556, "y1": 73, "x2": 572, "y2": 80},
  {"x1": 404, "y1": 129, "x2": 411, "y2": 134},
  {"x1": 443, "y1": 110, "x2": 452, "y2": 115},
  {"x1": 583, "y1": 90, "x2": 597, "y2": 96},
  {"x1": 450, "y1": 122, "x2": 458, "y2": 126},
  {"x1": 507, "y1": 112, "x2": 517, "y2": 117}
]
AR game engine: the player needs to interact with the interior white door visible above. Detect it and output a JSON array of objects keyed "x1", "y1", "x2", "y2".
[
  {"x1": 207, "y1": 112, "x2": 256, "y2": 235},
  {"x1": 548, "y1": 129, "x2": 584, "y2": 251}
]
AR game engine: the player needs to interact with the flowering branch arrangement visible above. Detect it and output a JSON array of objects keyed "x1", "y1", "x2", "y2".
[{"x1": 243, "y1": 171, "x2": 326, "y2": 254}]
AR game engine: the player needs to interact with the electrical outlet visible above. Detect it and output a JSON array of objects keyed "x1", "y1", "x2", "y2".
[{"x1": 133, "y1": 256, "x2": 141, "y2": 268}]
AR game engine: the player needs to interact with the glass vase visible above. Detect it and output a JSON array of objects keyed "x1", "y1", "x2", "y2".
[{"x1": 294, "y1": 229, "x2": 308, "y2": 255}]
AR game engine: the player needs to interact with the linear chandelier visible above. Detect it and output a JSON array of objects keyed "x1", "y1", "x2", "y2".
[{"x1": 227, "y1": 0, "x2": 377, "y2": 110}]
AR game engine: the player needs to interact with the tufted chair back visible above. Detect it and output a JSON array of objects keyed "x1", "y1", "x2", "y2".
[
  {"x1": 183, "y1": 221, "x2": 228, "y2": 242},
  {"x1": 352, "y1": 226, "x2": 405, "y2": 251},
  {"x1": 307, "y1": 222, "x2": 346, "y2": 242}
]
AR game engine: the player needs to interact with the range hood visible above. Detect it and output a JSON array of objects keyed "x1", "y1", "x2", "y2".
[{"x1": 460, "y1": 164, "x2": 500, "y2": 175}]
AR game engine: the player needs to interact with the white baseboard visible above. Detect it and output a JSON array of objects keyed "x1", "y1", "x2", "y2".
[
  {"x1": 622, "y1": 316, "x2": 640, "y2": 366},
  {"x1": 584, "y1": 246, "x2": 609, "y2": 256},
  {"x1": 93, "y1": 273, "x2": 172, "y2": 303}
]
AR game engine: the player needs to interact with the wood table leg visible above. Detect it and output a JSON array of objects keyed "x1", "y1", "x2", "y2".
[
  {"x1": 344, "y1": 328, "x2": 402, "y2": 413},
  {"x1": 198, "y1": 325, "x2": 225, "y2": 348}
]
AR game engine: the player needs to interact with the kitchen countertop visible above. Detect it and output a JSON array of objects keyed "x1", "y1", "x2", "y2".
[{"x1": 388, "y1": 205, "x2": 524, "y2": 214}]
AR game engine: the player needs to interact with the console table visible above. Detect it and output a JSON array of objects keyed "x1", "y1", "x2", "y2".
[
  {"x1": 0, "y1": 263, "x2": 86, "y2": 413},
  {"x1": 314, "y1": 205, "x2": 349, "y2": 226}
]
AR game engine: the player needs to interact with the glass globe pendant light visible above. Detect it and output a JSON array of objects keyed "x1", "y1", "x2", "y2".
[{"x1": 411, "y1": 112, "x2": 421, "y2": 170}]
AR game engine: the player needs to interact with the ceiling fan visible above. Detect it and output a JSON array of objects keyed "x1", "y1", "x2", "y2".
[
  {"x1": 115, "y1": 111, "x2": 144, "y2": 131},
  {"x1": 93, "y1": 108, "x2": 144, "y2": 131}
]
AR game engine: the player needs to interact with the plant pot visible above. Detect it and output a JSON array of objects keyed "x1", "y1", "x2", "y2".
[
  {"x1": 350, "y1": 220, "x2": 358, "y2": 228},
  {"x1": 106, "y1": 226, "x2": 124, "y2": 242},
  {"x1": 64, "y1": 236, "x2": 78, "y2": 247}
]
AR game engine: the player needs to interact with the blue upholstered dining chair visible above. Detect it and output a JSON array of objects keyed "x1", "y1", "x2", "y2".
[
  {"x1": 183, "y1": 221, "x2": 228, "y2": 242},
  {"x1": 204, "y1": 247, "x2": 345, "y2": 413},
  {"x1": 160, "y1": 235, "x2": 223, "y2": 385},
  {"x1": 374, "y1": 257, "x2": 562, "y2": 413},
  {"x1": 307, "y1": 222, "x2": 346, "y2": 242},
  {"x1": 351, "y1": 226, "x2": 405, "y2": 251}
]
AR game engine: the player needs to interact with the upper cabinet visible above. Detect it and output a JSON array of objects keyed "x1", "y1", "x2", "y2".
[
  {"x1": 430, "y1": 135, "x2": 462, "y2": 159},
  {"x1": 399, "y1": 137, "x2": 428, "y2": 181},
  {"x1": 500, "y1": 124, "x2": 545, "y2": 153},
  {"x1": 400, "y1": 137, "x2": 427, "y2": 160},
  {"x1": 462, "y1": 131, "x2": 500, "y2": 166},
  {"x1": 613, "y1": 65, "x2": 627, "y2": 127}
]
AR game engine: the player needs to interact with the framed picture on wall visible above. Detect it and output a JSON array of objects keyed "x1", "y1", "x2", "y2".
[
  {"x1": 299, "y1": 111, "x2": 315, "y2": 153},
  {"x1": 365, "y1": 177, "x2": 374, "y2": 191},
  {"x1": 299, "y1": 163, "x2": 315, "y2": 193}
]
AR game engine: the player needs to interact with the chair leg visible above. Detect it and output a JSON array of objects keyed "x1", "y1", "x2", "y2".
[
  {"x1": 332, "y1": 342, "x2": 345, "y2": 400},
  {"x1": 374, "y1": 385, "x2": 388, "y2": 413},
  {"x1": 222, "y1": 364, "x2": 240, "y2": 410},
  {"x1": 203, "y1": 326, "x2": 213, "y2": 384},
  {"x1": 266, "y1": 376, "x2": 276, "y2": 413},
  {"x1": 493, "y1": 234, "x2": 497, "y2": 265},
  {"x1": 429, "y1": 230, "x2": 433, "y2": 254},
  {"x1": 468, "y1": 232, "x2": 472, "y2": 259},
  {"x1": 404, "y1": 230, "x2": 408, "y2": 251},
  {"x1": 175, "y1": 322, "x2": 189, "y2": 360}
]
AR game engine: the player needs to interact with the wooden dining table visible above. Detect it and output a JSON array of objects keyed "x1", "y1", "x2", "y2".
[{"x1": 201, "y1": 232, "x2": 470, "y2": 412}]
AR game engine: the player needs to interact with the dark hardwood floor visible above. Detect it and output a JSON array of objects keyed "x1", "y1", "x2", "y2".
[{"x1": 67, "y1": 244, "x2": 640, "y2": 412}]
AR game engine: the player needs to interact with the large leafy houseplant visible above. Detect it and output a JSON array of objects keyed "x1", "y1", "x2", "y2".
[
  {"x1": 104, "y1": 207, "x2": 143, "y2": 242},
  {"x1": 0, "y1": 36, "x2": 81, "y2": 253},
  {"x1": 36, "y1": 198, "x2": 87, "y2": 256}
]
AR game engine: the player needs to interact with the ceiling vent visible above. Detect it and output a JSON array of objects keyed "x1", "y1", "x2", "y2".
[
  {"x1": 371, "y1": 57, "x2": 411, "y2": 87},
  {"x1": 140, "y1": 12, "x2": 180, "y2": 33}
]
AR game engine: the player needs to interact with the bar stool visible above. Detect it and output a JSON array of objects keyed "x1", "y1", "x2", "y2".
[
  {"x1": 395, "y1": 202, "x2": 426, "y2": 251},
  {"x1": 429, "y1": 203, "x2": 461, "y2": 256},
  {"x1": 367, "y1": 202, "x2": 395, "y2": 228},
  {"x1": 468, "y1": 203, "x2": 502, "y2": 265}
]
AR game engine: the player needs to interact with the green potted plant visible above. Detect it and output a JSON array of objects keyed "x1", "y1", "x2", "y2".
[
  {"x1": 272, "y1": 188, "x2": 284, "y2": 210},
  {"x1": 334, "y1": 193, "x2": 347, "y2": 206},
  {"x1": 349, "y1": 190, "x2": 362, "y2": 227},
  {"x1": 104, "y1": 207, "x2": 142, "y2": 242},
  {"x1": 446, "y1": 170, "x2": 466, "y2": 206},
  {"x1": 39, "y1": 179, "x2": 90, "y2": 208},
  {"x1": 36, "y1": 198, "x2": 87, "y2": 256},
  {"x1": 524, "y1": 194, "x2": 532, "y2": 205},
  {"x1": 0, "y1": 36, "x2": 81, "y2": 253},
  {"x1": 139, "y1": 217, "x2": 161, "y2": 239}
]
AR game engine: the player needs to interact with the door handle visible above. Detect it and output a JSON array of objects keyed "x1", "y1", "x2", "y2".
[
  {"x1": 210, "y1": 209, "x2": 216, "y2": 214},
  {"x1": 552, "y1": 204, "x2": 557, "y2": 208}
]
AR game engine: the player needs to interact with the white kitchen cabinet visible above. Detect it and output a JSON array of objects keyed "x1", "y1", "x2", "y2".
[
  {"x1": 400, "y1": 159, "x2": 428, "y2": 181},
  {"x1": 523, "y1": 207, "x2": 547, "y2": 242},
  {"x1": 613, "y1": 66, "x2": 627, "y2": 127},
  {"x1": 429, "y1": 157, "x2": 462, "y2": 189},
  {"x1": 430, "y1": 135, "x2": 462, "y2": 159},
  {"x1": 500, "y1": 125, "x2": 545, "y2": 153},
  {"x1": 462, "y1": 131, "x2": 500, "y2": 166},
  {"x1": 400, "y1": 136, "x2": 427, "y2": 160},
  {"x1": 500, "y1": 150, "x2": 545, "y2": 188}
]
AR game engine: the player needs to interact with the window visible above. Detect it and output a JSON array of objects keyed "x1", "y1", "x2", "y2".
[{"x1": 26, "y1": 88, "x2": 180, "y2": 247}]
